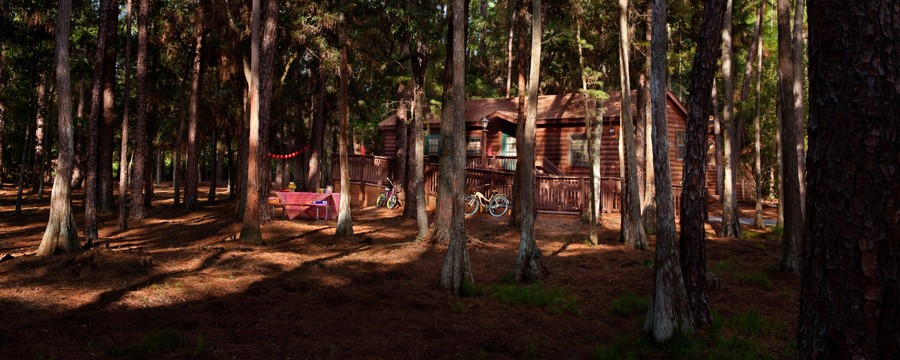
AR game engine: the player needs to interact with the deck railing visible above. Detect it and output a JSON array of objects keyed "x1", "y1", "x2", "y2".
[{"x1": 340, "y1": 154, "x2": 680, "y2": 216}]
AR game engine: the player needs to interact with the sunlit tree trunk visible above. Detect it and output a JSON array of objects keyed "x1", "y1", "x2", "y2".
[
  {"x1": 410, "y1": 44, "x2": 429, "y2": 240},
  {"x1": 86, "y1": 0, "x2": 113, "y2": 242},
  {"x1": 679, "y1": 0, "x2": 726, "y2": 328},
  {"x1": 130, "y1": 0, "x2": 149, "y2": 221},
  {"x1": 240, "y1": 0, "x2": 263, "y2": 245},
  {"x1": 185, "y1": 1, "x2": 205, "y2": 211},
  {"x1": 38, "y1": 0, "x2": 80, "y2": 256},
  {"x1": 643, "y1": 0, "x2": 693, "y2": 341},
  {"x1": 439, "y1": 0, "x2": 473, "y2": 294},
  {"x1": 576, "y1": 5, "x2": 603, "y2": 244},
  {"x1": 32, "y1": 75, "x2": 47, "y2": 198},
  {"x1": 618, "y1": 0, "x2": 648, "y2": 250},
  {"x1": 777, "y1": 0, "x2": 800, "y2": 273},
  {"x1": 515, "y1": 0, "x2": 543, "y2": 283},
  {"x1": 792, "y1": 0, "x2": 806, "y2": 220},
  {"x1": 335, "y1": 28, "x2": 354, "y2": 237},
  {"x1": 720, "y1": 0, "x2": 741, "y2": 238},
  {"x1": 799, "y1": 0, "x2": 899, "y2": 356},
  {"x1": 508, "y1": 0, "x2": 527, "y2": 228},
  {"x1": 117, "y1": 0, "x2": 133, "y2": 230},
  {"x1": 752, "y1": 0, "x2": 765, "y2": 229},
  {"x1": 640, "y1": 3, "x2": 657, "y2": 235},
  {"x1": 504, "y1": 5, "x2": 515, "y2": 98},
  {"x1": 433, "y1": 2, "x2": 462, "y2": 243},
  {"x1": 395, "y1": 82, "x2": 409, "y2": 210}
]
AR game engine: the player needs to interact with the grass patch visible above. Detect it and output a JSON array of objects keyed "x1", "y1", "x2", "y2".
[
  {"x1": 609, "y1": 291, "x2": 649, "y2": 317},
  {"x1": 484, "y1": 283, "x2": 579, "y2": 315},
  {"x1": 449, "y1": 301, "x2": 466, "y2": 313},
  {"x1": 709, "y1": 259, "x2": 737, "y2": 274},
  {"x1": 736, "y1": 271, "x2": 774, "y2": 291},
  {"x1": 107, "y1": 328, "x2": 205, "y2": 359},
  {"x1": 728, "y1": 310, "x2": 787, "y2": 337}
]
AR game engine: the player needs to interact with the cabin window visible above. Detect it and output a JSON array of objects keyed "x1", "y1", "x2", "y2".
[
  {"x1": 570, "y1": 133, "x2": 589, "y2": 167},
  {"x1": 676, "y1": 131, "x2": 686, "y2": 161},
  {"x1": 426, "y1": 134, "x2": 441, "y2": 156},
  {"x1": 466, "y1": 137, "x2": 482, "y2": 155},
  {"x1": 502, "y1": 134, "x2": 517, "y2": 156}
]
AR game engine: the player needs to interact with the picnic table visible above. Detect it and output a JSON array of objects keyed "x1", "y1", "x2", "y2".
[{"x1": 275, "y1": 192, "x2": 341, "y2": 220}]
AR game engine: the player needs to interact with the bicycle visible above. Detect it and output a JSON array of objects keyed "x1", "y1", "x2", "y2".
[
  {"x1": 464, "y1": 184, "x2": 510, "y2": 217},
  {"x1": 375, "y1": 177, "x2": 401, "y2": 209}
]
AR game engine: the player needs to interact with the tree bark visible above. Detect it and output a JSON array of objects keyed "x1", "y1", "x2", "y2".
[
  {"x1": 678, "y1": 0, "x2": 726, "y2": 328},
  {"x1": 307, "y1": 54, "x2": 326, "y2": 191},
  {"x1": 618, "y1": 0, "x2": 648, "y2": 250},
  {"x1": 752, "y1": 0, "x2": 765, "y2": 229},
  {"x1": 439, "y1": 0, "x2": 473, "y2": 294},
  {"x1": 508, "y1": 0, "x2": 527, "y2": 228},
  {"x1": 504, "y1": 5, "x2": 515, "y2": 98},
  {"x1": 395, "y1": 82, "x2": 409, "y2": 215},
  {"x1": 209, "y1": 122, "x2": 218, "y2": 204},
  {"x1": 432, "y1": 3, "x2": 462, "y2": 243},
  {"x1": 86, "y1": 0, "x2": 114, "y2": 241},
  {"x1": 185, "y1": 1, "x2": 205, "y2": 211},
  {"x1": 98, "y1": 6, "x2": 118, "y2": 213},
  {"x1": 640, "y1": 2, "x2": 657, "y2": 235},
  {"x1": 0, "y1": 46, "x2": 6, "y2": 188},
  {"x1": 720, "y1": 0, "x2": 741, "y2": 238},
  {"x1": 256, "y1": 0, "x2": 277, "y2": 222},
  {"x1": 130, "y1": 0, "x2": 149, "y2": 221},
  {"x1": 791, "y1": 0, "x2": 806, "y2": 218},
  {"x1": 240, "y1": 0, "x2": 263, "y2": 245},
  {"x1": 39, "y1": 0, "x2": 80, "y2": 256},
  {"x1": 32, "y1": 75, "x2": 47, "y2": 198},
  {"x1": 335, "y1": 29, "x2": 354, "y2": 237},
  {"x1": 410, "y1": 42, "x2": 429, "y2": 240},
  {"x1": 118, "y1": 0, "x2": 133, "y2": 230},
  {"x1": 739, "y1": 0, "x2": 765, "y2": 102},
  {"x1": 799, "y1": 0, "x2": 899, "y2": 356},
  {"x1": 777, "y1": 0, "x2": 801, "y2": 273},
  {"x1": 515, "y1": 0, "x2": 543, "y2": 283}
]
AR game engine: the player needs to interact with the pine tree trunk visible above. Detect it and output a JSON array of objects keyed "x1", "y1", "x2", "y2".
[
  {"x1": 410, "y1": 45, "x2": 429, "y2": 240},
  {"x1": 508, "y1": 0, "x2": 527, "y2": 228},
  {"x1": 618, "y1": 0, "x2": 648, "y2": 250},
  {"x1": 678, "y1": 0, "x2": 726, "y2": 328},
  {"x1": 439, "y1": 0, "x2": 473, "y2": 294},
  {"x1": 256, "y1": 0, "x2": 277, "y2": 222},
  {"x1": 86, "y1": 0, "x2": 113, "y2": 241},
  {"x1": 185, "y1": 2, "x2": 205, "y2": 211},
  {"x1": 130, "y1": 0, "x2": 149, "y2": 221},
  {"x1": 792, "y1": 0, "x2": 806, "y2": 218},
  {"x1": 432, "y1": 3, "x2": 461, "y2": 243},
  {"x1": 394, "y1": 83, "x2": 409, "y2": 216},
  {"x1": 713, "y1": 80, "x2": 723, "y2": 197},
  {"x1": 39, "y1": 0, "x2": 80, "y2": 256},
  {"x1": 752, "y1": 0, "x2": 765, "y2": 229},
  {"x1": 118, "y1": 0, "x2": 133, "y2": 230},
  {"x1": 307, "y1": 55, "x2": 326, "y2": 191},
  {"x1": 720, "y1": 0, "x2": 741, "y2": 238},
  {"x1": 98, "y1": 6, "x2": 117, "y2": 213},
  {"x1": 240, "y1": 0, "x2": 263, "y2": 245},
  {"x1": 640, "y1": 3, "x2": 657, "y2": 235},
  {"x1": 515, "y1": 0, "x2": 543, "y2": 283},
  {"x1": 335, "y1": 32, "x2": 354, "y2": 237},
  {"x1": 504, "y1": 5, "x2": 515, "y2": 98},
  {"x1": 777, "y1": 0, "x2": 800, "y2": 273},
  {"x1": 209, "y1": 124, "x2": 217, "y2": 204},
  {"x1": 0, "y1": 46, "x2": 6, "y2": 188},
  {"x1": 32, "y1": 75, "x2": 47, "y2": 197},
  {"x1": 799, "y1": 0, "x2": 899, "y2": 355}
]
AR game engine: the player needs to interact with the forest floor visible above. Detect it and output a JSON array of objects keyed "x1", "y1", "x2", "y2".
[{"x1": 0, "y1": 184, "x2": 794, "y2": 359}]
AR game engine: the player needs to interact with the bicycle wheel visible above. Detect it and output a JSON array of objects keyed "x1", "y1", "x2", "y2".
[
  {"x1": 375, "y1": 193, "x2": 386, "y2": 207},
  {"x1": 464, "y1": 195, "x2": 480, "y2": 216},
  {"x1": 387, "y1": 194, "x2": 400, "y2": 209},
  {"x1": 489, "y1": 196, "x2": 510, "y2": 217}
]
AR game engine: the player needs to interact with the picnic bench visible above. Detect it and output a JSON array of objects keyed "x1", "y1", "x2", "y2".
[{"x1": 274, "y1": 192, "x2": 341, "y2": 220}]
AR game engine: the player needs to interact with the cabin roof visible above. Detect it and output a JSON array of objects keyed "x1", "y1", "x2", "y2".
[{"x1": 377, "y1": 91, "x2": 687, "y2": 129}]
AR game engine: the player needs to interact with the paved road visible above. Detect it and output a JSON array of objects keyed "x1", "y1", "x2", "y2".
[{"x1": 707, "y1": 216, "x2": 777, "y2": 227}]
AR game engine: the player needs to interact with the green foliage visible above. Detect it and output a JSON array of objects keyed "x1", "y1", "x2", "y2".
[
  {"x1": 609, "y1": 291, "x2": 649, "y2": 317},
  {"x1": 728, "y1": 310, "x2": 788, "y2": 337},
  {"x1": 736, "y1": 271, "x2": 774, "y2": 291},
  {"x1": 484, "y1": 283, "x2": 580, "y2": 316},
  {"x1": 709, "y1": 259, "x2": 738, "y2": 274},
  {"x1": 449, "y1": 300, "x2": 466, "y2": 313}
]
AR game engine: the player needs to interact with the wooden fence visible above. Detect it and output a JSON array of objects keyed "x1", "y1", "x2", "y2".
[{"x1": 341, "y1": 154, "x2": 681, "y2": 216}]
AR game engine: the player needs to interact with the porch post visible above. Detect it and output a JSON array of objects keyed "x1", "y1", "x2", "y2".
[{"x1": 480, "y1": 116, "x2": 489, "y2": 168}]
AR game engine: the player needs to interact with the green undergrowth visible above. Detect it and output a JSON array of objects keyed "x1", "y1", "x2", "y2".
[
  {"x1": 107, "y1": 328, "x2": 206, "y2": 359},
  {"x1": 592, "y1": 309, "x2": 786, "y2": 360},
  {"x1": 610, "y1": 291, "x2": 650, "y2": 317},
  {"x1": 736, "y1": 270, "x2": 774, "y2": 291},
  {"x1": 473, "y1": 279, "x2": 580, "y2": 316}
]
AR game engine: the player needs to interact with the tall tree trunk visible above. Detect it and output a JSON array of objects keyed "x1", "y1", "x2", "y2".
[
  {"x1": 118, "y1": 0, "x2": 133, "y2": 230},
  {"x1": 776, "y1": 0, "x2": 800, "y2": 273},
  {"x1": 791, "y1": 0, "x2": 806, "y2": 217},
  {"x1": 71, "y1": 81, "x2": 85, "y2": 189},
  {"x1": 86, "y1": 0, "x2": 114, "y2": 242},
  {"x1": 752, "y1": 0, "x2": 765, "y2": 229},
  {"x1": 307, "y1": 55, "x2": 326, "y2": 191},
  {"x1": 508, "y1": 0, "x2": 527, "y2": 227},
  {"x1": 240, "y1": 0, "x2": 263, "y2": 245},
  {"x1": 515, "y1": 0, "x2": 543, "y2": 283},
  {"x1": 32, "y1": 74, "x2": 48, "y2": 199},
  {"x1": 739, "y1": 0, "x2": 765, "y2": 102},
  {"x1": 0, "y1": 46, "x2": 6, "y2": 188},
  {"x1": 185, "y1": 1, "x2": 205, "y2": 211},
  {"x1": 640, "y1": 2, "x2": 657, "y2": 235},
  {"x1": 209, "y1": 123, "x2": 217, "y2": 204},
  {"x1": 576, "y1": 5, "x2": 603, "y2": 244},
  {"x1": 237, "y1": 82, "x2": 249, "y2": 215},
  {"x1": 618, "y1": 0, "x2": 648, "y2": 250},
  {"x1": 394, "y1": 82, "x2": 409, "y2": 214},
  {"x1": 130, "y1": 0, "x2": 149, "y2": 221},
  {"x1": 775, "y1": 91, "x2": 783, "y2": 226},
  {"x1": 678, "y1": 0, "x2": 726, "y2": 328},
  {"x1": 799, "y1": 0, "x2": 899, "y2": 355},
  {"x1": 504, "y1": 5, "x2": 515, "y2": 98},
  {"x1": 720, "y1": 0, "x2": 741, "y2": 238},
  {"x1": 98, "y1": 5, "x2": 117, "y2": 213},
  {"x1": 713, "y1": 79, "x2": 723, "y2": 196},
  {"x1": 432, "y1": 3, "x2": 460, "y2": 243},
  {"x1": 439, "y1": 0, "x2": 473, "y2": 294},
  {"x1": 174, "y1": 147, "x2": 182, "y2": 206},
  {"x1": 256, "y1": 0, "x2": 277, "y2": 222},
  {"x1": 643, "y1": 0, "x2": 693, "y2": 341},
  {"x1": 410, "y1": 42, "x2": 429, "y2": 240},
  {"x1": 39, "y1": 0, "x2": 80, "y2": 256},
  {"x1": 335, "y1": 28, "x2": 354, "y2": 237}
]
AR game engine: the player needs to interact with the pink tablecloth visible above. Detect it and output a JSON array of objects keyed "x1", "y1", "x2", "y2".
[{"x1": 275, "y1": 192, "x2": 341, "y2": 220}]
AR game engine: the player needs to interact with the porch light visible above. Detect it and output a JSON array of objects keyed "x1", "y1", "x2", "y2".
[{"x1": 481, "y1": 116, "x2": 489, "y2": 131}]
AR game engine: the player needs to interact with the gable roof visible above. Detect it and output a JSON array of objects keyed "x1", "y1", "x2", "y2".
[{"x1": 378, "y1": 91, "x2": 687, "y2": 129}]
